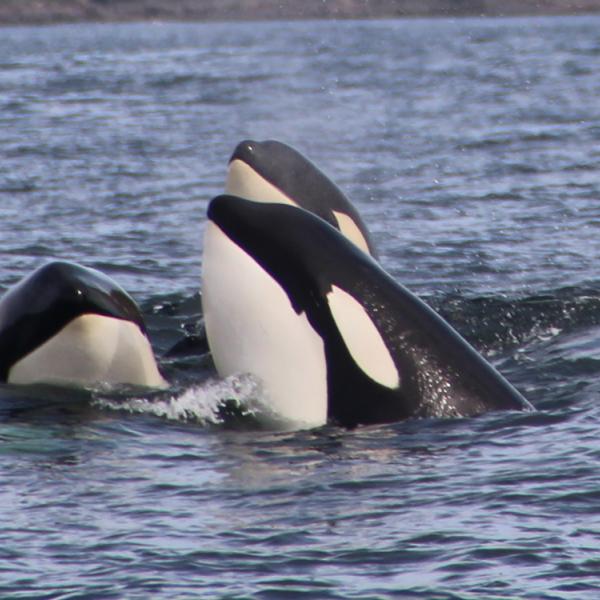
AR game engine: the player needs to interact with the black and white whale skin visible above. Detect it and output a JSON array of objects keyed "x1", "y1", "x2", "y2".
[
  {"x1": 225, "y1": 139, "x2": 377, "y2": 256},
  {"x1": 0, "y1": 261, "x2": 166, "y2": 388},
  {"x1": 202, "y1": 195, "x2": 534, "y2": 429}
]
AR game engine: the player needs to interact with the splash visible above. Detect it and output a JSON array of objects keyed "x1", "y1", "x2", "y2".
[{"x1": 93, "y1": 373, "x2": 267, "y2": 426}]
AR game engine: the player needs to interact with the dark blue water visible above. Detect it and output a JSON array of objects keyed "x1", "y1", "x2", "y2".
[{"x1": 1, "y1": 16, "x2": 600, "y2": 598}]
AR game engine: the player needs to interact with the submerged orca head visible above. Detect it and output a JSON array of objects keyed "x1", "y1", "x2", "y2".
[
  {"x1": 0, "y1": 261, "x2": 166, "y2": 388},
  {"x1": 202, "y1": 195, "x2": 533, "y2": 429},
  {"x1": 225, "y1": 139, "x2": 377, "y2": 257}
]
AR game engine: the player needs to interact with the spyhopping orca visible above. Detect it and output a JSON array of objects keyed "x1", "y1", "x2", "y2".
[
  {"x1": 202, "y1": 195, "x2": 533, "y2": 429},
  {"x1": 0, "y1": 261, "x2": 166, "y2": 388},
  {"x1": 226, "y1": 139, "x2": 376, "y2": 256}
]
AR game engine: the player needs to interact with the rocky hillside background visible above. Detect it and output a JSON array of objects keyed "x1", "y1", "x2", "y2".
[{"x1": 1, "y1": 0, "x2": 600, "y2": 25}]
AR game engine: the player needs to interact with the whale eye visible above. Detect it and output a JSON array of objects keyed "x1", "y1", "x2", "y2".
[{"x1": 327, "y1": 285, "x2": 399, "y2": 389}]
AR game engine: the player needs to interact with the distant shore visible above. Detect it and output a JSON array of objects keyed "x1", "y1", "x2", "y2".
[{"x1": 2, "y1": 0, "x2": 600, "y2": 26}]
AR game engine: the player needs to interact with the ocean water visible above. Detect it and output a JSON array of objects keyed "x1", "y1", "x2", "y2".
[{"x1": 1, "y1": 15, "x2": 600, "y2": 598}]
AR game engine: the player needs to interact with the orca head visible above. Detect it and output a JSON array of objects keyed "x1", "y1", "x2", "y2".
[
  {"x1": 225, "y1": 139, "x2": 376, "y2": 257},
  {"x1": 202, "y1": 195, "x2": 400, "y2": 428},
  {"x1": 0, "y1": 261, "x2": 166, "y2": 388},
  {"x1": 203, "y1": 196, "x2": 533, "y2": 427}
]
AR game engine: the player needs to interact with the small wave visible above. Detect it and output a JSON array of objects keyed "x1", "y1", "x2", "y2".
[
  {"x1": 93, "y1": 374, "x2": 273, "y2": 428},
  {"x1": 436, "y1": 285, "x2": 600, "y2": 354}
]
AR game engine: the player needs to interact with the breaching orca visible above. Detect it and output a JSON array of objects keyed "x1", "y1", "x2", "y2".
[
  {"x1": 202, "y1": 195, "x2": 533, "y2": 429},
  {"x1": 225, "y1": 139, "x2": 376, "y2": 256},
  {"x1": 0, "y1": 261, "x2": 166, "y2": 388}
]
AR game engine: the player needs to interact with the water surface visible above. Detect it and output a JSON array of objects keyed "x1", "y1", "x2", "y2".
[{"x1": 1, "y1": 16, "x2": 600, "y2": 598}]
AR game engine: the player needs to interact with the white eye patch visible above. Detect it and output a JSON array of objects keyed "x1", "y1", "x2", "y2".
[
  {"x1": 326, "y1": 285, "x2": 399, "y2": 389},
  {"x1": 332, "y1": 210, "x2": 372, "y2": 256}
]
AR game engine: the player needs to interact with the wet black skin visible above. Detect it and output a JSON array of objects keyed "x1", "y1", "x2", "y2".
[
  {"x1": 230, "y1": 139, "x2": 377, "y2": 257},
  {"x1": 0, "y1": 261, "x2": 146, "y2": 381},
  {"x1": 207, "y1": 195, "x2": 534, "y2": 428}
]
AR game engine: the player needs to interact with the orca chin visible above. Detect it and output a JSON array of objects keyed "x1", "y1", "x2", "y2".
[
  {"x1": 225, "y1": 139, "x2": 376, "y2": 257},
  {"x1": 0, "y1": 261, "x2": 167, "y2": 389},
  {"x1": 202, "y1": 195, "x2": 534, "y2": 429}
]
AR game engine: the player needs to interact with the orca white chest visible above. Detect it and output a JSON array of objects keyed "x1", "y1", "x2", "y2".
[
  {"x1": 226, "y1": 159, "x2": 297, "y2": 206},
  {"x1": 202, "y1": 222, "x2": 328, "y2": 428},
  {"x1": 8, "y1": 314, "x2": 166, "y2": 388}
]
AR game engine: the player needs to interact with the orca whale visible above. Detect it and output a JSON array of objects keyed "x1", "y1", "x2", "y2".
[
  {"x1": 202, "y1": 195, "x2": 534, "y2": 429},
  {"x1": 225, "y1": 139, "x2": 376, "y2": 256},
  {"x1": 0, "y1": 261, "x2": 166, "y2": 388}
]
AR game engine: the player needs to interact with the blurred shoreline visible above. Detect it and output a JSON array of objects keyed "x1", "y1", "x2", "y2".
[{"x1": 2, "y1": 0, "x2": 600, "y2": 26}]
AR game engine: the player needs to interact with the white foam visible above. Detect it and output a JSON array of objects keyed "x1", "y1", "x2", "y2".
[{"x1": 94, "y1": 373, "x2": 265, "y2": 426}]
